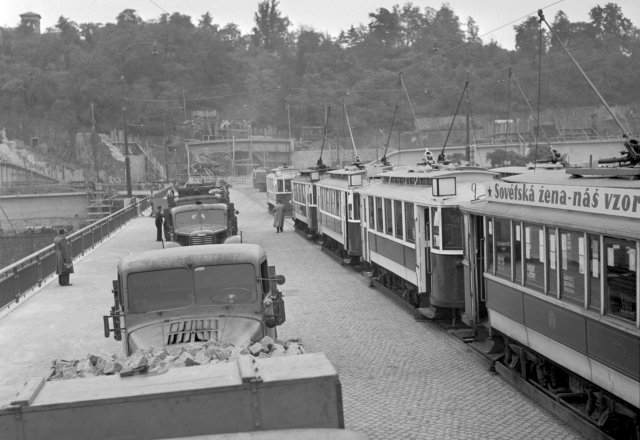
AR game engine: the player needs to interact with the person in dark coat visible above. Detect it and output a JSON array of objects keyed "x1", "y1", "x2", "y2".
[
  {"x1": 155, "y1": 206, "x2": 164, "y2": 241},
  {"x1": 54, "y1": 229, "x2": 73, "y2": 286},
  {"x1": 273, "y1": 202, "x2": 285, "y2": 233}
]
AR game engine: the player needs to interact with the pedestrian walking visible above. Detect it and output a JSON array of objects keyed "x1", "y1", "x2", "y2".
[
  {"x1": 273, "y1": 202, "x2": 285, "y2": 233},
  {"x1": 54, "y1": 228, "x2": 74, "y2": 286},
  {"x1": 155, "y1": 206, "x2": 164, "y2": 241},
  {"x1": 167, "y1": 183, "x2": 177, "y2": 208}
]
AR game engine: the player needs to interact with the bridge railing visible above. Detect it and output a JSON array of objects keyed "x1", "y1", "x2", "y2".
[{"x1": 0, "y1": 196, "x2": 151, "y2": 312}]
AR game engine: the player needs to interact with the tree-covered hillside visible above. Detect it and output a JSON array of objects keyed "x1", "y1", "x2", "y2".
[{"x1": 0, "y1": 1, "x2": 638, "y2": 161}]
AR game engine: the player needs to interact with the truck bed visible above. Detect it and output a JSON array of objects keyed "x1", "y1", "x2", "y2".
[{"x1": 0, "y1": 353, "x2": 344, "y2": 440}]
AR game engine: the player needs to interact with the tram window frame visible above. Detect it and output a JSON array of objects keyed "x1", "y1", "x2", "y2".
[
  {"x1": 523, "y1": 223, "x2": 545, "y2": 292},
  {"x1": 587, "y1": 234, "x2": 601, "y2": 313},
  {"x1": 603, "y1": 237, "x2": 637, "y2": 323},
  {"x1": 431, "y1": 207, "x2": 440, "y2": 249},
  {"x1": 546, "y1": 227, "x2": 558, "y2": 296},
  {"x1": 394, "y1": 200, "x2": 403, "y2": 240},
  {"x1": 513, "y1": 222, "x2": 523, "y2": 284},
  {"x1": 384, "y1": 198, "x2": 393, "y2": 236},
  {"x1": 494, "y1": 217, "x2": 512, "y2": 280},
  {"x1": 368, "y1": 196, "x2": 375, "y2": 230},
  {"x1": 353, "y1": 193, "x2": 361, "y2": 221},
  {"x1": 375, "y1": 197, "x2": 383, "y2": 233},
  {"x1": 558, "y1": 229, "x2": 586, "y2": 306},
  {"x1": 441, "y1": 207, "x2": 463, "y2": 251},
  {"x1": 485, "y1": 217, "x2": 495, "y2": 274},
  {"x1": 405, "y1": 202, "x2": 415, "y2": 244}
]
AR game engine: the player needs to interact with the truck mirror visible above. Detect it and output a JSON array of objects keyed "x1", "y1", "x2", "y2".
[
  {"x1": 274, "y1": 274, "x2": 286, "y2": 285},
  {"x1": 103, "y1": 315, "x2": 111, "y2": 338}
]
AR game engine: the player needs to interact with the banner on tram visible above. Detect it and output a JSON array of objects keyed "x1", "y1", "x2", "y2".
[{"x1": 486, "y1": 181, "x2": 640, "y2": 219}]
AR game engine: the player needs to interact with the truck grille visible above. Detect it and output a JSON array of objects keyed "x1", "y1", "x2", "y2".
[
  {"x1": 189, "y1": 234, "x2": 215, "y2": 245},
  {"x1": 166, "y1": 319, "x2": 219, "y2": 345}
]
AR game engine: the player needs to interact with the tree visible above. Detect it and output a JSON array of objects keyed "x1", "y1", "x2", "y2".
[
  {"x1": 514, "y1": 16, "x2": 545, "y2": 57},
  {"x1": 466, "y1": 17, "x2": 481, "y2": 43},
  {"x1": 251, "y1": 0, "x2": 290, "y2": 52},
  {"x1": 55, "y1": 16, "x2": 80, "y2": 44},
  {"x1": 589, "y1": 3, "x2": 634, "y2": 52},
  {"x1": 116, "y1": 9, "x2": 142, "y2": 26},
  {"x1": 368, "y1": 7, "x2": 401, "y2": 47}
]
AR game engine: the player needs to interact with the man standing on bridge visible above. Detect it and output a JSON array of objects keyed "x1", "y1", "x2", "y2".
[
  {"x1": 155, "y1": 206, "x2": 164, "y2": 242},
  {"x1": 54, "y1": 229, "x2": 74, "y2": 286}
]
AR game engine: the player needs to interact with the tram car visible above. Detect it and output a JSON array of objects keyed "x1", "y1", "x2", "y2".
[
  {"x1": 358, "y1": 166, "x2": 496, "y2": 313},
  {"x1": 252, "y1": 167, "x2": 267, "y2": 192},
  {"x1": 460, "y1": 169, "x2": 639, "y2": 439},
  {"x1": 266, "y1": 167, "x2": 299, "y2": 216},
  {"x1": 291, "y1": 166, "x2": 333, "y2": 239},
  {"x1": 314, "y1": 165, "x2": 376, "y2": 265}
]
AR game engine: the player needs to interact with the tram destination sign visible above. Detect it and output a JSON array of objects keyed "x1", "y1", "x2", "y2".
[{"x1": 486, "y1": 181, "x2": 640, "y2": 219}]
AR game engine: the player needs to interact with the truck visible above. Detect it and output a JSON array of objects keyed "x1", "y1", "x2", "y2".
[
  {"x1": 0, "y1": 353, "x2": 360, "y2": 440},
  {"x1": 103, "y1": 243, "x2": 285, "y2": 356},
  {"x1": 166, "y1": 183, "x2": 239, "y2": 242}
]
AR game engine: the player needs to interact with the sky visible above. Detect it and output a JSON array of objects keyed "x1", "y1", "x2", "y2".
[{"x1": 2, "y1": 0, "x2": 640, "y2": 50}]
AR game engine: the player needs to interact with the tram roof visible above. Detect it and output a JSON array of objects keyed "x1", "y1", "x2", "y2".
[
  {"x1": 502, "y1": 169, "x2": 640, "y2": 190},
  {"x1": 358, "y1": 178, "x2": 486, "y2": 205},
  {"x1": 376, "y1": 166, "x2": 496, "y2": 180}
]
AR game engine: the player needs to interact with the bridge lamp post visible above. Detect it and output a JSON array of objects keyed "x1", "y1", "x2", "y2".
[
  {"x1": 120, "y1": 42, "x2": 159, "y2": 196},
  {"x1": 432, "y1": 38, "x2": 471, "y2": 163}
]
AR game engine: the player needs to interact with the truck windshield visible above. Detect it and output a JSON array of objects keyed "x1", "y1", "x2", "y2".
[
  {"x1": 127, "y1": 268, "x2": 191, "y2": 313},
  {"x1": 194, "y1": 263, "x2": 257, "y2": 305},
  {"x1": 175, "y1": 209, "x2": 226, "y2": 227}
]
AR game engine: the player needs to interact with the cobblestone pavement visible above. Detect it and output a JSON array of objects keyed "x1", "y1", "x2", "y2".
[{"x1": 235, "y1": 184, "x2": 580, "y2": 440}]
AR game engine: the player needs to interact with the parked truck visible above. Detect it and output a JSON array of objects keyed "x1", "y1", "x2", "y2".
[
  {"x1": 0, "y1": 352, "x2": 360, "y2": 440},
  {"x1": 165, "y1": 183, "x2": 239, "y2": 242},
  {"x1": 103, "y1": 243, "x2": 285, "y2": 355}
]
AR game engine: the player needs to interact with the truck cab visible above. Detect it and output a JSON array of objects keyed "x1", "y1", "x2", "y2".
[
  {"x1": 171, "y1": 203, "x2": 235, "y2": 246},
  {"x1": 104, "y1": 244, "x2": 285, "y2": 355},
  {"x1": 165, "y1": 184, "x2": 239, "y2": 240}
]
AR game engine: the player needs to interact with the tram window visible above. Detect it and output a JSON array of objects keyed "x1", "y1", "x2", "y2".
[
  {"x1": 404, "y1": 202, "x2": 414, "y2": 244},
  {"x1": 588, "y1": 235, "x2": 601, "y2": 312},
  {"x1": 334, "y1": 190, "x2": 340, "y2": 215},
  {"x1": 394, "y1": 200, "x2": 403, "y2": 239},
  {"x1": 369, "y1": 196, "x2": 375, "y2": 230},
  {"x1": 384, "y1": 199, "x2": 393, "y2": 235},
  {"x1": 559, "y1": 230, "x2": 586, "y2": 305},
  {"x1": 441, "y1": 208, "x2": 462, "y2": 250},
  {"x1": 277, "y1": 180, "x2": 284, "y2": 192},
  {"x1": 513, "y1": 223, "x2": 523, "y2": 283},
  {"x1": 604, "y1": 237, "x2": 637, "y2": 322},
  {"x1": 547, "y1": 228, "x2": 558, "y2": 296},
  {"x1": 353, "y1": 193, "x2": 360, "y2": 220},
  {"x1": 486, "y1": 218, "x2": 494, "y2": 273},
  {"x1": 524, "y1": 224, "x2": 545, "y2": 291},
  {"x1": 285, "y1": 179, "x2": 292, "y2": 192},
  {"x1": 494, "y1": 218, "x2": 511, "y2": 279},
  {"x1": 431, "y1": 207, "x2": 440, "y2": 249},
  {"x1": 375, "y1": 197, "x2": 383, "y2": 233}
]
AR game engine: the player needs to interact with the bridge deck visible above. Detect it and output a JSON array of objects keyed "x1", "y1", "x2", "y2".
[{"x1": 0, "y1": 213, "x2": 162, "y2": 402}]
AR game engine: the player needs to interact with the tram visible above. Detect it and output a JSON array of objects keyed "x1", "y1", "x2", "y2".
[
  {"x1": 460, "y1": 169, "x2": 639, "y2": 439},
  {"x1": 291, "y1": 166, "x2": 333, "y2": 239},
  {"x1": 358, "y1": 165, "x2": 496, "y2": 312},
  {"x1": 314, "y1": 165, "x2": 375, "y2": 265},
  {"x1": 265, "y1": 167, "x2": 298, "y2": 216}
]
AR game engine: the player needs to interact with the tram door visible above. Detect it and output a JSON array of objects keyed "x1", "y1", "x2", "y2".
[
  {"x1": 422, "y1": 207, "x2": 432, "y2": 296},
  {"x1": 468, "y1": 214, "x2": 487, "y2": 323}
]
